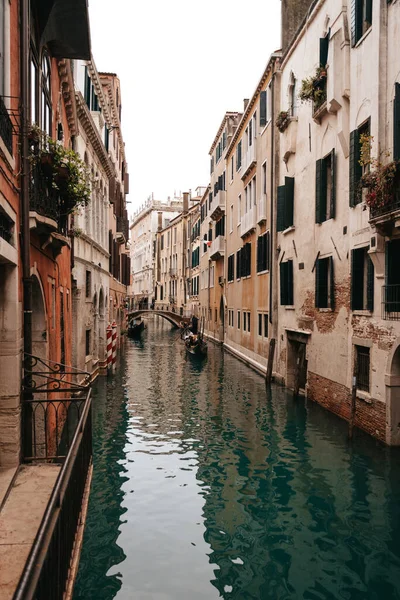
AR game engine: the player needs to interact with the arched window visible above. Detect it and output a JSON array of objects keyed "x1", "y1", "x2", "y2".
[{"x1": 41, "y1": 53, "x2": 52, "y2": 135}]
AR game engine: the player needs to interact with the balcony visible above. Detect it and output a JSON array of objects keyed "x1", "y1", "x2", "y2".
[
  {"x1": 29, "y1": 164, "x2": 69, "y2": 253},
  {"x1": 240, "y1": 206, "x2": 257, "y2": 238},
  {"x1": 241, "y1": 143, "x2": 257, "y2": 180},
  {"x1": 369, "y1": 196, "x2": 400, "y2": 230},
  {"x1": 382, "y1": 285, "x2": 400, "y2": 320},
  {"x1": 0, "y1": 95, "x2": 13, "y2": 155},
  {"x1": 209, "y1": 235, "x2": 225, "y2": 261},
  {"x1": 116, "y1": 215, "x2": 129, "y2": 243},
  {"x1": 257, "y1": 194, "x2": 267, "y2": 223},
  {"x1": 210, "y1": 190, "x2": 226, "y2": 221}
]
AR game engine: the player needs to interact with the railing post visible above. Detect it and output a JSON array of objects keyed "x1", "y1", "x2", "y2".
[
  {"x1": 106, "y1": 324, "x2": 112, "y2": 372},
  {"x1": 112, "y1": 321, "x2": 117, "y2": 372}
]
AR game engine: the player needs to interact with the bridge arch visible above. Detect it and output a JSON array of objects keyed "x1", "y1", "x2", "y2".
[{"x1": 127, "y1": 309, "x2": 189, "y2": 329}]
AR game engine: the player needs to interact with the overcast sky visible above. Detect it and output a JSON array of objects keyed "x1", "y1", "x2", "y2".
[{"x1": 88, "y1": 0, "x2": 282, "y2": 215}]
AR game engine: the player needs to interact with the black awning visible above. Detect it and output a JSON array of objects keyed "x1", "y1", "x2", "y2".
[{"x1": 40, "y1": 0, "x2": 91, "y2": 60}]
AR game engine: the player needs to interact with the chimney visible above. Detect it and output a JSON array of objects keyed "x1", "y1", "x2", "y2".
[
  {"x1": 182, "y1": 192, "x2": 189, "y2": 214},
  {"x1": 157, "y1": 211, "x2": 163, "y2": 231},
  {"x1": 281, "y1": 0, "x2": 314, "y2": 54},
  {"x1": 243, "y1": 98, "x2": 249, "y2": 111}
]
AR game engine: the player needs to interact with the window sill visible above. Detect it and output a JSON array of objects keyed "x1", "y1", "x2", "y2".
[
  {"x1": 282, "y1": 226, "x2": 295, "y2": 235},
  {"x1": 352, "y1": 310, "x2": 372, "y2": 316},
  {"x1": 354, "y1": 26, "x2": 372, "y2": 49},
  {"x1": 260, "y1": 120, "x2": 272, "y2": 137},
  {"x1": 284, "y1": 305, "x2": 295, "y2": 310},
  {"x1": 356, "y1": 390, "x2": 372, "y2": 404},
  {"x1": 318, "y1": 308, "x2": 333, "y2": 313},
  {"x1": 257, "y1": 269, "x2": 269, "y2": 276}
]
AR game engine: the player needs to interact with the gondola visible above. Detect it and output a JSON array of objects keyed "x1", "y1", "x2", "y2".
[
  {"x1": 127, "y1": 317, "x2": 145, "y2": 338},
  {"x1": 183, "y1": 317, "x2": 207, "y2": 358}
]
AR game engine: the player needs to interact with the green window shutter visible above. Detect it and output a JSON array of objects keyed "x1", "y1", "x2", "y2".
[
  {"x1": 257, "y1": 236, "x2": 261, "y2": 272},
  {"x1": 277, "y1": 185, "x2": 286, "y2": 232},
  {"x1": 351, "y1": 248, "x2": 364, "y2": 309},
  {"x1": 266, "y1": 231, "x2": 270, "y2": 270},
  {"x1": 394, "y1": 82, "x2": 400, "y2": 161},
  {"x1": 260, "y1": 90, "x2": 267, "y2": 127},
  {"x1": 351, "y1": 0, "x2": 362, "y2": 46},
  {"x1": 316, "y1": 258, "x2": 329, "y2": 308},
  {"x1": 285, "y1": 177, "x2": 295, "y2": 228},
  {"x1": 349, "y1": 130, "x2": 361, "y2": 206},
  {"x1": 330, "y1": 148, "x2": 336, "y2": 219},
  {"x1": 316, "y1": 159, "x2": 323, "y2": 223},
  {"x1": 367, "y1": 256, "x2": 374, "y2": 311},
  {"x1": 329, "y1": 256, "x2": 335, "y2": 310},
  {"x1": 280, "y1": 261, "x2": 287, "y2": 305},
  {"x1": 366, "y1": 0, "x2": 372, "y2": 24},
  {"x1": 287, "y1": 260, "x2": 294, "y2": 305},
  {"x1": 248, "y1": 242, "x2": 251, "y2": 276},
  {"x1": 315, "y1": 259, "x2": 321, "y2": 307},
  {"x1": 319, "y1": 37, "x2": 329, "y2": 67}
]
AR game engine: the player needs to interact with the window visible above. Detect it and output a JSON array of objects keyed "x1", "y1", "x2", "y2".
[
  {"x1": 238, "y1": 194, "x2": 241, "y2": 225},
  {"x1": 280, "y1": 260, "x2": 293, "y2": 306},
  {"x1": 351, "y1": 0, "x2": 372, "y2": 46},
  {"x1": 262, "y1": 162, "x2": 267, "y2": 195},
  {"x1": 237, "y1": 310, "x2": 241, "y2": 329},
  {"x1": 315, "y1": 257, "x2": 335, "y2": 309},
  {"x1": 85, "y1": 270, "x2": 91, "y2": 298},
  {"x1": 316, "y1": 149, "x2": 335, "y2": 223},
  {"x1": 230, "y1": 204, "x2": 233, "y2": 232},
  {"x1": 231, "y1": 156, "x2": 234, "y2": 181},
  {"x1": 277, "y1": 177, "x2": 295, "y2": 231},
  {"x1": 236, "y1": 141, "x2": 242, "y2": 170},
  {"x1": 243, "y1": 312, "x2": 246, "y2": 331},
  {"x1": 260, "y1": 90, "x2": 267, "y2": 127},
  {"x1": 210, "y1": 156, "x2": 214, "y2": 174},
  {"x1": 288, "y1": 72, "x2": 297, "y2": 117},
  {"x1": 228, "y1": 254, "x2": 235, "y2": 282},
  {"x1": 384, "y1": 239, "x2": 400, "y2": 316},
  {"x1": 210, "y1": 265, "x2": 215, "y2": 288},
  {"x1": 85, "y1": 329, "x2": 91, "y2": 356},
  {"x1": 30, "y1": 58, "x2": 38, "y2": 125},
  {"x1": 349, "y1": 119, "x2": 370, "y2": 206},
  {"x1": 41, "y1": 54, "x2": 51, "y2": 135},
  {"x1": 355, "y1": 345, "x2": 370, "y2": 392},
  {"x1": 258, "y1": 313, "x2": 269, "y2": 338},
  {"x1": 215, "y1": 216, "x2": 225, "y2": 237},
  {"x1": 266, "y1": 83, "x2": 272, "y2": 123},
  {"x1": 257, "y1": 232, "x2": 270, "y2": 272},
  {"x1": 351, "y1": 247, "x2": 374, "y2": 311},
  {"x1": 161, "y1": 234, "x2": 164, "y2": 250},
  {"x1": 237, "y1": 243, "x2": 251, "y2": 278}
]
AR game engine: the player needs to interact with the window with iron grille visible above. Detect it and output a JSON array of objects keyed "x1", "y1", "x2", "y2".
[
  {"x1": 355, "y1": 345, "x2": 370, "y2": 392},
  {"x1": 315, "y1": 256, "x2": 335, "y2": 309},
  {"x1": 351, "y1": 247, "x2": 374, "y2": 311}
]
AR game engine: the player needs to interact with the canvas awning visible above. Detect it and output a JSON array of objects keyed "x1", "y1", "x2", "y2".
[{"x1": 37, "y1": 0, "x2": 91, "y2": 60}]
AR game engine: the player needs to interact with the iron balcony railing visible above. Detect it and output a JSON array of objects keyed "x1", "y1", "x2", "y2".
[
  {"x1": 15, "y1": 354, "x2": 92, "y2": 600},
  {"x1": 29, "y1": 162, "x2": 68, "y2": 235},
  {"x1": 370, "y1": 197, "x2": 400, "y2": 220},
  {"x1": 382, "y1": 284, "x2": 400, "y2": 320},
  {"x1": 0, "y1": 95, "x2": 13, "y2": 155}
]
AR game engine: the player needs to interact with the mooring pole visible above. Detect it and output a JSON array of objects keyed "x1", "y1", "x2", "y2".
[{"x1": 266, "y1": 338, "x2": 276, "y2": 386}]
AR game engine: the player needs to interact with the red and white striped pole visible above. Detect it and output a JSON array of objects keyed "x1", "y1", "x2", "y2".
[
  {"x1": 112, "y1": 321, "x2": 117, "y2": 371},
  {"x1": 106, "y1": 324, "x2": 112, "y2": 372}
]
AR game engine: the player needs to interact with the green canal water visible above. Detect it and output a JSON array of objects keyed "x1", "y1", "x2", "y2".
[{"x1": 74, "y1": 317, "x2": 400, "y2": 600}]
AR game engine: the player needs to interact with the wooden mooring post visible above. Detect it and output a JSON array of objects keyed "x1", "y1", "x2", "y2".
[{"x1": 266, "y1": 338, "x2": 276, "y2": 385}]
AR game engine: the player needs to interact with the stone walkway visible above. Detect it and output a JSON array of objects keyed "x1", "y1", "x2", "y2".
[{"x1": 0, "y1": 464, "x2": 60, "y2": 599}]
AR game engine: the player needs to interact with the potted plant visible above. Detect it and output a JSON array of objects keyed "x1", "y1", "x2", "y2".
[
  {"x1": 299, "y1": 66, "x2": 327, "y2": 108},
  {"x1": 276, "y1": 110, "x2": 290, "y2": 133},
  {"x1": 358, "y1": 134, "x2": 400, "y2": 210}
]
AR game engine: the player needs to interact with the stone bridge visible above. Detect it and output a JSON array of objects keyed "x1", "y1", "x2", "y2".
[{"x1": 127, "y1": 309, "x2": 190, "y2": 329}]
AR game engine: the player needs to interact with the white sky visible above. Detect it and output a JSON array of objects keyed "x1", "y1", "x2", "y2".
[{"x1": 88, "y1": 0, "x2": 282, "y2": 215}]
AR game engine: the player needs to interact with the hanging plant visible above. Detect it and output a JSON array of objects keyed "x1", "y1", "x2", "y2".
[
  {"x1": 357, "y1": 134, "x2": 400, "y2": 209},
  {"x1": 299, "y1": 66, "x2": 327, "y2": 108},
  {"x1": 276, "y1": 111, "x2": 290, "y2": 133},
  {"x1": 29, "y1": 127, "x2": 91, "y2": 214}
]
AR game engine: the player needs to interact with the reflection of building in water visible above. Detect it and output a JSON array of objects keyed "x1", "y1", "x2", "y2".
[{"x1": 74, "y1": 364, "x2": 129, "y2": 599}]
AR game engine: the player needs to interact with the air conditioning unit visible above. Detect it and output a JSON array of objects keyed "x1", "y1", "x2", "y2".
[{"x1": 218, "y1": 276, "x2": 224, "y2": 286}]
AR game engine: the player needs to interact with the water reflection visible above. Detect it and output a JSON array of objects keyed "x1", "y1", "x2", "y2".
[{"x1": 75, "y1": 318, "x2": 400, "y2": 600}]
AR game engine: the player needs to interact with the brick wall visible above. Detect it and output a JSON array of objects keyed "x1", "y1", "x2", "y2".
[{"x1": 307, "y1": 371, "x2": 386, "y2": 442}]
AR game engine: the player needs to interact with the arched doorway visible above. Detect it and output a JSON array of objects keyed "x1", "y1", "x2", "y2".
[
  {"x1": 32, "y1": 275, "x2": 47, "y2": 361},
  {"x1": 387, "y1": 344, "x2": 400, "y2": 445}
]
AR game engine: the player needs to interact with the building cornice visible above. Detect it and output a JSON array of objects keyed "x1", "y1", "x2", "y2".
[
  {"x1": 99, "y1": 75, "x2": 126, "y2": 163},
  {"x1": 209, "y1": 112, "x2": 242, "y2": 155},
  {"x1": 57, "y1": 59, "x2": 78, "y2": 136},
  {"x1": 226, "y1": 52, "x2": 282, "y2": 159},
  {"x1": 75, "y1": 91, "x2": 115, "y2": 178},
  {"x1": 87, "y1": 60, "x2": 113, "y2": 127}
]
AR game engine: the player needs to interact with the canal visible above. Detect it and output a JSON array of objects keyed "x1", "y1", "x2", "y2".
[{"x1": 74, "y1": 317, "x2": 400, "y2": 600}]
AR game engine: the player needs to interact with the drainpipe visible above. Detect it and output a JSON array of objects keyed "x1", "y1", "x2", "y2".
[
  {"x1": 21, "y1": 0, "x2": 32, "y2": 371},
  {"x1": 269, "y1": 60, "x2": 276, "y2": 334}
]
